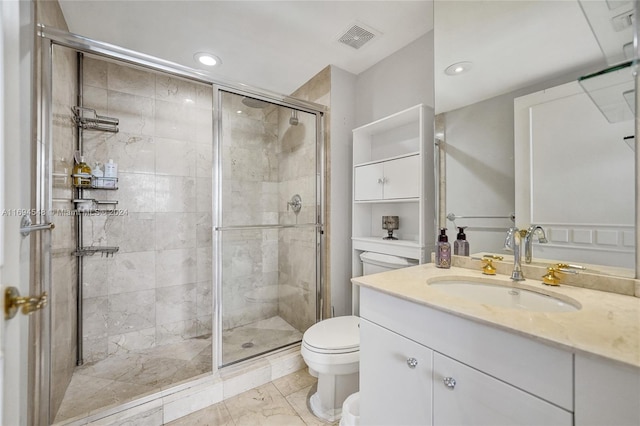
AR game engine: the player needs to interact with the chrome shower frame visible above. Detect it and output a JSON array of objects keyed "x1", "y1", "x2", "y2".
[{"x1": 38, "y1": 23, "x2": 326, "y2": 419}]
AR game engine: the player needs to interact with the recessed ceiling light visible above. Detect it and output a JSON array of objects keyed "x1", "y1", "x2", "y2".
[
  {"x1": 444, "y1": 61, "x2": 473, "y2": 76},
  {"x1": 194, "y1": 52, "x2": 221, "y2": 67}
]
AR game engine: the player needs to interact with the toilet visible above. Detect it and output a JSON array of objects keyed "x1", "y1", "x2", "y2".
[{"x1": 301, "y1": 251, "x2": 418, "y2": 422}]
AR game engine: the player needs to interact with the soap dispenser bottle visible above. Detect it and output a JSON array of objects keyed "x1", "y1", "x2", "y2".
[
  {"x1": 73, "y1": 156, "x2": 92, "y2": 188},
  {"x1": 454, "y1": 226, "x2": 470, "y2": 256},
  {"x1": 436, "y1": 228, "x2": 451, "y2": 268}
]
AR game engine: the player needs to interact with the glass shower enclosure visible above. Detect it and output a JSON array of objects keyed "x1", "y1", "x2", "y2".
[{"x1": 214, "y1": 90, "x2": 323, "y2": 366}]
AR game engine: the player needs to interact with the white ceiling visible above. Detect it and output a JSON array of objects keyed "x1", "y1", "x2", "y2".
[
  {"x1": 58, "y1": 0, "x2": 434, "y2": 96},
  {"x1": 57, "y1": 1, "x2": 612, "y2": 113},
  {"x1": 434, "y1": 1, "x2": 606, "y2": 112}
]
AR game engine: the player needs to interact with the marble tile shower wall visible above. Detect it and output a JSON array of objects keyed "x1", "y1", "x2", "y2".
[
  {"x1": 50, "y1": 44, "x2": 79, "y2": 419},
  {"x1": 277, "y1": 108, "x2": 318, "y2": 332},
  {"x1": 220, "y1": 93, "x2": 280, "y2": 329},
  {"x1": 79, "y1": 58, "x2": 213, "y2": 363}
]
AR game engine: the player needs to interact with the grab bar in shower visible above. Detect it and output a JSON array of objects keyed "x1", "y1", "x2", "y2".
[{"x1": 215, "y1": 224, "x2": 322, "y2": 232}]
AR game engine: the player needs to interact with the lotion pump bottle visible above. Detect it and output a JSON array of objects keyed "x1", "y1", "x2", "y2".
[
  {"x1": 436, "y1": 228, "x2": 451, "y2": 268},
  {"x1": 454, "y1": 226, "x2": 470, "y2": 256}
]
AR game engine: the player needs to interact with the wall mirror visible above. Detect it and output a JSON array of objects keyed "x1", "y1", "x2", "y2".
[{"x1": 435, "y1": 0, "x2": 636, "y2": 277}]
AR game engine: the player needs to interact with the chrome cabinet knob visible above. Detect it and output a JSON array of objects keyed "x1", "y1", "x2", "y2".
[
  {"x1": 443, "y1": 377, "x2": 456, "y2": 389},
  {"x1": 377, "y1": 178, "x2": 384, "y2": 184},
  {"x1": 406, "y1": 357, "x2": 418, "y2": 369}
]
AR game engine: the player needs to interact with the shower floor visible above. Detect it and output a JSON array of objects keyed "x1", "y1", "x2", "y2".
[
  {"x1": 53, "y1": 316, "x2": 303, "y2": 423},
  {"x1": 222, "y1": 316, "x2": 303, "y2": 366},
  {"x1": 53, "y1": 335, "x2": 212, "y2": 423}
]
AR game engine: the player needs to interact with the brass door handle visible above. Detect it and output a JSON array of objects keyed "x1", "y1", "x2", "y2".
[{"x1": 4, "y1": 286, "x2": 48, "y2": 320}]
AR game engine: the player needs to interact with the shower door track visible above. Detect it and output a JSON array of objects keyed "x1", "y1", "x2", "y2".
[{"x1": 215, "y1": 224, "x2": 322, "y2": 231}]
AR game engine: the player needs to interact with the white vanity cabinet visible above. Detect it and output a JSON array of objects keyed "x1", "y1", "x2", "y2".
[{"x1": 359, "y1": 286, "x2": 574, "y2": 426}]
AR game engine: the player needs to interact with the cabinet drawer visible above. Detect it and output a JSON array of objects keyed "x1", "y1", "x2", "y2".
[
  {"x1": 433, "y1": 353, "x2": 572, "y2": 426},
  {"x1": 360, "y1": 287, "x2": 573, "y2": 410}
]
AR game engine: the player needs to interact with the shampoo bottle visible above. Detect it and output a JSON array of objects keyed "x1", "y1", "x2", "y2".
[
  {"x1": 436, "y1": 228, "x2": 451, "y2": 268},
  {"x1": 104, "y1": 159, "x2": 118, "y2": 188},
  {"x1": 454, "y1": 226, "x2": 470, "y2": 256}
]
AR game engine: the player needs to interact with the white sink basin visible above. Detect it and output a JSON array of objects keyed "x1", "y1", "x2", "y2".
[{"x1": 429, "y1": 280, "x2": 580, "y2": 313}]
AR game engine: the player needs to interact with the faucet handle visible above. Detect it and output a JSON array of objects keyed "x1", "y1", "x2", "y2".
[
  {"x1": 556, "y1": 263, "x2": 585, "y2": 272},
  {"x1": 483, "y1": 254, "x2": 504, "y2": 260},
  {"x1": 542, "y1": 263, "x2": 582, "y2": 286},
  {"x1": 481, "y1": 258, "x2": 497, "y2": 275},
  {"x1": 542, "y1": 267, "x2": 562, "y2": 286}
]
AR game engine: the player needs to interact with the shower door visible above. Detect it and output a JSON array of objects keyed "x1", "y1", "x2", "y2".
[{"x1": 215, "y1": 89, "x2": 322, "y2": 367}]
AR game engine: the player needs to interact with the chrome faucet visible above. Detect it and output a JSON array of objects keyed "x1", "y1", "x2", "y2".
[
  {"x1": 523, "y1": 225, "x2": 548, "y2": 264},
  {"x1": 504, "y1": 227, "x2": 525, "y2": 281}
]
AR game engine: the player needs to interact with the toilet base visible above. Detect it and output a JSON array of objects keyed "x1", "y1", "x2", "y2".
[{"x1": 308, "y1": 371, "x2": 359, "y2": 422}]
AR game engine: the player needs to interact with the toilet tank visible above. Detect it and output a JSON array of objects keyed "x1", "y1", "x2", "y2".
[{"x1": 359, "y1": 252, "x2": 418, "y2": 275}]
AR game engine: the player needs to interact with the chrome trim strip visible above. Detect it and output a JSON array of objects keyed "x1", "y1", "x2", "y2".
[{"x1": 212, "y1": 85, "x2": 223, "y2": 370}]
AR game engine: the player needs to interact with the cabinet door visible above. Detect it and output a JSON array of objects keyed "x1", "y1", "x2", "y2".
[
  {"x1": 360, "y1": 319, "x2": 433, "y2": 426},
  {"x1": 575, "y1": 353, "x2": 640, "y2": 426},
  {"x1": 433, "y1": 353, "x2": 572, "y2": 426},
  {"x1": 383, "y1": 155, "x2": 420, "y2": 199},
  {"x1": 354, "y1": 162, "x2": 384, "y2": 201}
]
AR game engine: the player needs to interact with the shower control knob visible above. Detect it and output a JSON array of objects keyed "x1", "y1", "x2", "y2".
[
  {"x1": 406, "y1": 357, "x2": 418, "y2": 369},
  {"x1": 443, "y1": 377, "x2": 457, "y2": 390}
]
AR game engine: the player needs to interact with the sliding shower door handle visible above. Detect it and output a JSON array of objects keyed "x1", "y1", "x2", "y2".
[{"x1": 19, "y1": 216, "x2": 55, "y2": 237}]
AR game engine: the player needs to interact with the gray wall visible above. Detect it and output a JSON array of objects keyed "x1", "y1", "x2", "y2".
[
  {"x1": 323, "y1": 32, "x2": 435, "y2": 315},
  {"x1": 329, "y1": 66, "x2": 356, "y2": 317},
  {"x1": 355, "y1": 32, "x2": 434, "y2": 126}
]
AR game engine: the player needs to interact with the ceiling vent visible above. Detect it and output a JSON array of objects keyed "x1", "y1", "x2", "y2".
[{"x1": 337, "y1": 22, "x2": 380, "y2": 50}]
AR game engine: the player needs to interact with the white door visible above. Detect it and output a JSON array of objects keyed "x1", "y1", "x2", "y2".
[{"x1": 1, "y1": 1, "x2": 35, "y2": 424}]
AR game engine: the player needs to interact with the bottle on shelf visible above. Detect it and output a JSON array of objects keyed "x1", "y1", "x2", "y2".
[
  {"x1": 73, "y1": 156, "x2": 92, "y2": 188},
  {"x1": 454, "y1": 226, "x2": 470, "y2": 256},
  {"x1": 103, "y1": 158, "x2": 118, "y2": 189},
  {"x1": 435, "y1": 228, "x2": 451, "y2": 268}
]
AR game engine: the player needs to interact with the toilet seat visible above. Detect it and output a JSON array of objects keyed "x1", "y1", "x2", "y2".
[{"x1": 302, "y1": 316, "x2": 360, "y2": 354}]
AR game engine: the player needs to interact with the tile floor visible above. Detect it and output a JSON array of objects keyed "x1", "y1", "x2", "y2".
[{"x1": 165, "y1": 368, "x2": 336, "y2": 426}]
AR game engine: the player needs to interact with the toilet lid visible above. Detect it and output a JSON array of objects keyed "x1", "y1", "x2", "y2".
[{"x1": 303, "y1": 316, "x2": 360, "y2": 352}]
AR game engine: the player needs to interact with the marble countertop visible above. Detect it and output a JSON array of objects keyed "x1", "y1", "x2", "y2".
[{"x1": 352, "y1": 264, "x2": 640, "y2": 369}]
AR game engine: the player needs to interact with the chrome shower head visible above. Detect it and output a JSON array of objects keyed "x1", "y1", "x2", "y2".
[
  {"x1": 289, "y1": 110, "x2": 299, "y2": 126},
  {"x1": 241, "y1": 97, "x2": 269, "y2": 109}
]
